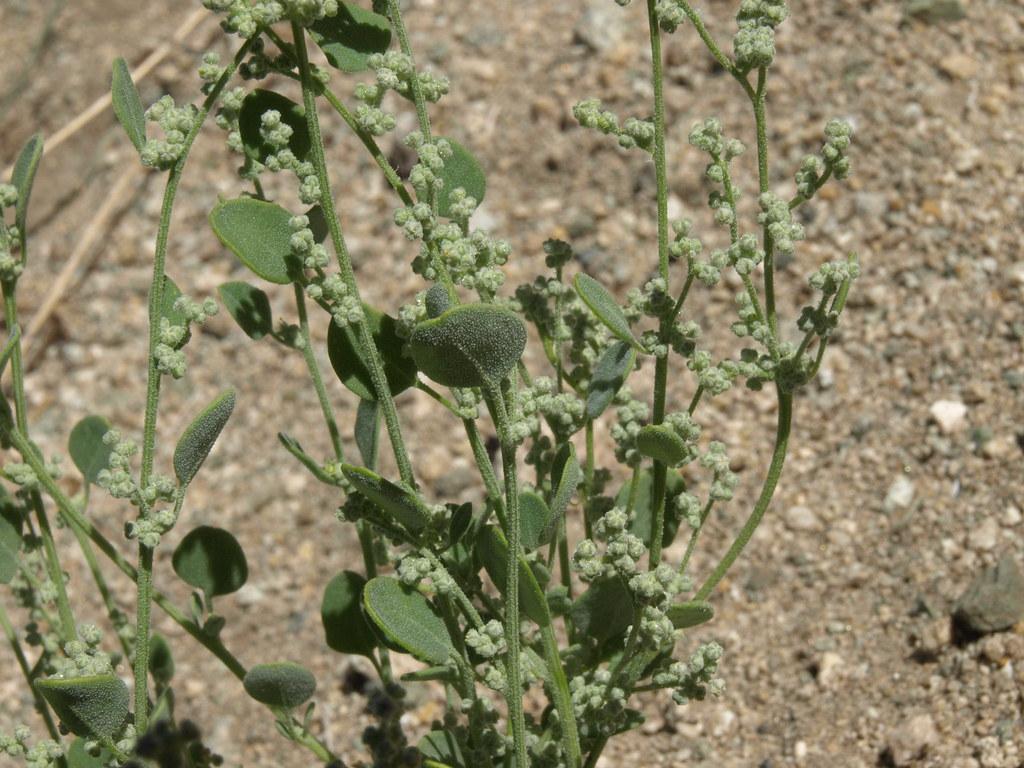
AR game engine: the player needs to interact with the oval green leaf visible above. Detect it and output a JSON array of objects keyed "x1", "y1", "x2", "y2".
[
  {"x1": 636, "y1": 424, "x2": 688, "y2": 466},
  {"x1": 12, "y1": 133, "x2": 43, "y2": 245},
  {"x1": 68, "y1": 415, "x2": 114, "y2": 486},
  {"x1": 238, "y1": 89, "x2": 311, "y2": 164},
  {"x1": 409, "y1": 304, "x2": 526, "y2": 388},
  {"x1": 437, "y1": 138, "x2": 486, "y2": 219},
  {"x1": 311, "y1": 2, "x2": 392, "y2": 72},
  {"x1": 354, "y1": 399, "x2": 380, "y2": 469},
  {"x1": 172, "y1": 525, "x2": 248, "y2": 598},
  {"x1": 148, "y1": 633, "x2": 175, "y2": 685},
  {"x1": 363, "y1": 576, "x2": 454, "y2": 664},
  {"x1": 219, "y1": 281, "x2": 273, "y2": 340},
  {"x1": 210, "y1": 197, "x2": 298, "y2": 285},
  {"x1": 35, "y1": 675, "x2": 129, "y2": 738},
  {"x1": 111, "y1": 59, "x2": 146, "y2": 154},
  {"x1": 667, "y1": 600, "x2": 714, "y2": 629},
  {"x1": 539, "y1": 442, "x2": 582, "y2": 546},
  {"x1": 586, "y1": 341, "x2": 636, "y2": 419},
  {"x1": 321, "y1": 570, "x2": 378, "y2": 658},
  {"x1": 174, "y1": 389, "x2": 236, "y2": 486},
  {"x1": 67, "y1": 738, "x2": 110, "y2": 768},
  {"x1": 518, "y1": 489, "x2": 550, "y2": 553},
  {"x1": 327, "y1": 306, "x2": 417, "y2": 400},
  {"x1": 476, "y1": 526, "x2": 550, "y2": 627},
  {"x1": 574, "y1": 273, "x2": 640, "y2": 348},
  {"x1": 243, "y1": 662, "x2": 316, "y2": 709},
  {"x1": 0, "y1": 491, "x2": 24, "y2": 584},
  {"x1": 341, "y1": 464, "x2": 430, "y2": 534},
  {"x1": 570, "y1": 576, "x2": 633, "y2": 644}
]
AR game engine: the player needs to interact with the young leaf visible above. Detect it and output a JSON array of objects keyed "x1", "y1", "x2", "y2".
[
  {"x1": 586, "y1": 341, "x2": 636, "y2": 419},
  {"x1": 148, "y1": 633, "x2": 175, "y2": 685},
  {"x1": 571, "y1": 576, "x2": 633, "y2": 643},
  {"x1": 574, "y1": 273, "x2": 640, "y2": 348},
  {"x1": 172, "y1": 526, "x2": 248, "y2": 598},
  {"x1": 310, "y1": 2, "x2": 392, "y2": 72},
  {"x1": 68, "y1": 415, "x2": 114, "y2": 486},
  {"x1": 218, "y1": 281, "x2": 273, "y2": 340},
  {"x1": 243, "y1": 662, "x2": 317, "y2": 709},
  {"x1": 518, "y1": 489, "x2": 550, "y2": 552},
  {"x1": 210, "y1": 198, "x2": 298, "y2": 285},
  {"x1": 67, "y1": 738, "x2": 110, "y2": 768},
  {"x1": 667, "y1": 600, "x2": 714, "y2": 629},
  {"x1": 409, "y1": 304, "x2": 527, "y2": 388},
  {"x1": 436, "y1": 138, "x2": 487, "y2": 219},
  {"x1": 238, "y1": 90, "x2": 311, "y2": 164},
  {"x1": 321, "y1": 570, "x2": 378, "y2": 658},
  {"x1": 539, "y1": 442, "x2": 582, "y2": 546},
  {"x1": 355, "y1": 399, "x2": 380, "y2": 469},
  {"x1": 12, "y1": 134, "x2": 43, "y2": 247},
  {"x1": 161, "y1": 275, "x2": 187, "y2": 325},
  {"x1": 35, "y1": 675, "x2": 129, "y2": 738},
  {"x1": 362, "y1": 576, "x2": 454, "y2": 664},
  {"x1": 174, "y1": 389, "x2": 236, "y2": 486},
  {"x1": 327, "y1": 306, "x2": 417, "y2": 400},
  {"x1": 419, "y1": 730, "x2": 464, "y2": 767},
  {"x1": 111, "y1": 58, "x2": 146, "y2": 153},
  {"x1": 341, "y1": 465, "x2": 430, "y2": 534},
  {"x1": 476, "y1": 526, "x2": 550, "y2": 627},
  {"x1": 636, "y1": 424, "x2": 688, "y2": 466},
  {"x1": 0, "y1": 491, "x2": 23, "y2": 584}
]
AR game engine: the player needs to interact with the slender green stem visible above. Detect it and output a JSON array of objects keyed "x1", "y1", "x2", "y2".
[
  {"x1": 0, "y1": 600, "x2": 61, "y2": 742},
  {"x1": 294, "y1": 285, "x2": 344, "y2": 460},
  {"x1": 1, "y1": 287, "x2": 29, "y2": 435},
  {"x1": 694, "y1": 391, "x2": 792, "y2": 600},
  {"x1": 678, "y1": 499, "x2": 714, "y2": 575},
  {"x1": 583, "y1": 420, "x2": 595, "y2": 540},
  {"x1": 646, "y1": 0, "x2": 670, "y2": 284},
  {"x1": 385, "y1": 0, "x2": 433, "y2": 142},
  {"x1": 292, "y1": 21, "x2": 415, "y2": 487},
  {"x1": 70, "y1": 524, "x2": 132, "y2": 660},
  {"x1": 539, "y1": 624, "x2": 582, "y2": 768},
  {"x1": 751, "y1": 68, "x2": 777, "y2": 337}
]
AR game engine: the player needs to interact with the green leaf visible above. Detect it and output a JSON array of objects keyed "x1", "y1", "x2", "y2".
[
  {"x1": 636, "y1": 424, "x2": 688, "y2": 466},
  {"x1": 321, "y1": 570, "x2": 378, "y2": 658},
  {"x1": 419, "y1": 730, "x2": 464, "y2": 767},
  {"x1": 67, "y1": 738, "x2": 110, "y2": 768},
  {"x1": 238, "y1": 89, "x2": 311, "y2": 165},
  {"x1": 616, "y1": 469, "x2": 685, "y2": 547},
  {"x1": 476, "y1": 526, "x2": 550, "y2": 627},
  {"x1": 12, "y1": 133, "x2": 43, "y2": 244},
  {"x1": 518, "y1": 490, "x2": 550, "y2": 553},
  {"x1": 586, "y1": 342, "x2": 636, "y2": 419},
  {"x1": 573, "y1": 273, "x2": 639, "y2": 348},
  {"x1": 667, "y1": 600, "x2": 714, "y2": 629},
  {"x1": 148, "y1": 633, "x2": 175, "y2": 685},
  {"x1": 0, "y1": 491, "x2": 24, "y2": 584},
  {"x1": 539, "y1": 443, "x2": 582, "y2": 546},
  {"x1": 311, "y1": 2, "x2": 392, "y2": 72},
  {"x1": 111, "y1": 59, "x2": 146, "y2": 153},
  {"x1": 210, "y1": 197, "x2": 298, "y2": 285},
  {"x1": 355, "y1": 399, "x2": 380, "y2": 469},
  {"x1": 401, "y1": 665, "x2": 456, "y2": 683},
  {"x1": 243, "y1": 662, "x2": 317, "y2": 709},
  {"x1": 219, "y1": 281, "x2": 273, "y2": 340},
  {"x1": 35, "y1": 675, "x2": 129, "y2": 738},
  {"x1": 341, "y1": 465, "x2": 430, "y2": 534},
  {"x1": 174, "y1": 389, "x2": 236, "y2": 486},
  {"x1": 161, "y1": 275, "x2": 187, "y2": 325},
  {"x1": 448, "y1": 502, "x2": 473, "y2": 546},
  {"x1": 68, "y1": 415, "x2": 114, "y2": 486},
  {"x1": 327, "y1": 306, "x2": 417, "y2": 400},
  {"x1": 409, "y1": 304, "x2": 526, "y2": 388},
  {"x1": 571, "y1": 577, "x2": 633, "y2": 643},
  {"x1": 363, "y1": 576, "x2": 454, "y2": 664},
  {"x1": 437, "y1": 138, "x2": 486, "y2": 219},
  {"x1": 172, "y1": 526, "x2": 248, "y2": 598}
]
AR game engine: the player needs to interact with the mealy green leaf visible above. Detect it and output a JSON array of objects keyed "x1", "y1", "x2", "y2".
[
  {"x1": 174, "y1": 389, "x2": 236, "y2": 486},
  {"x1": 12, "y1": 133, "x2": 44, "y2": 244},
  {"x1": 476, "y1": 526, "x2": 550, "y2": 627},
  {"x1": 310, "y1": 2, "x2": 392, "y2": 72},
  {"x1": 243, "y1": 662, "x2": 316, "y2": 709},
  {"x1": 148, "y1": 633, "x2": 175, "y2": 685},
  {"x1": 419, "y1": 730, "x2": 464, "y2": 767},
  {"x1": 667, "y1": 600, "x2": 714, "y2": 629},
  {"x1": 518, "y1": 489, "x2": 550, "y2": 553},
  {"x1": 362, "y1": 576, "x2": 454, "y2": 664},
  {"x1": 161, "y1": 275, "x2": 187, "y2": 326},
  {"x1": 448, "y1": 502, "x2": 473, "y2": 546},
  {"x1": 172, "y1": 525, "x2": 248, "y2": 598},
  {"x1": 401, "y1": 666, "x2": 456, "y2": 683},
  {"x1": 586, "y1": 341, "x2": 636, "y2": 419},
  {"x1": 219, "y1": 281, "x2": 273, "y2": 340},
  {"x1": 539, "y1": 443, "x2": 582, "y2": 546},
  {"x1": 111, "y1": 59, "x2": 146, "y2": 153},
  {"x1": 635, "y1": 424, "x2": 687, "y2": 466},
  {"x1": 616, "y1": 469, "x2": 685, "y2": 547},
  {"x1": 68, "y1": 415, "x2": 114, "y2": 486},
  {"x1": 67, "y1": 738, "x2": 110, "y2": 768},
  {"x1": 355, "y1": 399, "x2": 380, "y2": 469},
  {"x1": 327, "y1": 306, "x2": 417, "y2": 401},
  {"x1": 0, "y1": 491, "x2": 23, "y2": 585},
  {"x1": 306, "y1": 204, "x2": 329, "y2": 244},
  {"x1": 409, "y1": 304, "x2": 526, "y2": 388},
  {"x1": 436, "y1": 138, "x2": 486, "y2": 219},
  {"x1": 573, "y1": 273, "x2": 640, "y2": 348},
  {"x1": 321, "y1": 570, "x2": 377, "y2": 658},
  {"x1": 35, "y1": 675, "x2": 129, "y2": 738},
  {"x1": 210, "y1": 197, "x2": 298, "y2": 285},
  {"x1": 571, "y1": 576, "x2": 633, "y2": 643},
  {"x1": 238, "y1": 89, "x2": 311, "y2": 165},
  {"x1": 341, "y1": 464, "x2": 430, "y2": 534}
]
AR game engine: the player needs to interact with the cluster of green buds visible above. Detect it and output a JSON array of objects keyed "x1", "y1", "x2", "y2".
[
  {"x1": 796, "y1": 119, "x2": 854, "y2": 200},
  {"x1": 260, "y1": 108, "x2": 322, "y2": 203},
  {"x1": 573, "y1": 507, "x2": 646, "y2": 581},
  {"x1": 202, "y1": 0, "x2": 339, "y2": 37},
  {"x1": 0, "y1": 728, "x2": 63, "y2": 768},
  {"x1": 511, "y1": 377, "x2": 586, "y2": 445},
  {"x1": 655, "y1": 0, "x2": 688, "y2": 33},
  {"x1": 609, "y1": 391, "x2": 649, "y2": 467},
  {"x1": 797, "y1": 255, "x2": 860, "y2": 341},
  {"x1": 140, "y1": 96, "x2": 198, "y2": 171},
  {"x1": 155, "y1": 295, "x2": 218, "y2": 379},
  {"x1": 569, "y1": 669, "x2": 641, "y2": 742},
  {"x1": 689, "y1": 118, "x2": 746, "y2": 230},
  {"x1": 3, "y1": 456, "x2": 61, "y2": 490},
  {"x1": 733, "y1": 0, "x2": 789, "y2": 72},
  {"x1": 572, "y1": 98, "x2": 655, "y2": 152},
  {"x1": 687, "y1": 350, "x2": 738, "y2": 397},
  {"x1": 758, "y1": 192, "x2": 804, "y2": 257},
  {"x1": 49, "y1": 624, "x2": 114, "y2": 679},
  {"x1": 97, "y1": 430, "x2": 178, "y2": 548},
  {"x1": 465, "y1": 619, "x2": 507, "y2": 659},
  {"x1": 0, "y1": 184, "x2": 22, "y2": 280},
  {"x1": 652, "y1": 641, "x2": 725, "y2": 704}
]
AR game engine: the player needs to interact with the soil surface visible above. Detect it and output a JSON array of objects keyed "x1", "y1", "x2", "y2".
[{"x1": 1, "y1": 1, "x2": 1022, "y2": 767}]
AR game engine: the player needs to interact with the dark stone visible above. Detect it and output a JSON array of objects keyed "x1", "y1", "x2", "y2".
[{"x1": 953, "y1": 554, "x2": 1024, "y2": 635}]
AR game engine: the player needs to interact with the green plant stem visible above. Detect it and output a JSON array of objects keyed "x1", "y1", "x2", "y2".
[
  {"x1": 385, "y1": 0, "x2": 433, "y2": 143},
  {"x1": 291, "y1": 21, "x2": 415, "y2": 487},
  {"x1": 0, "y1": 599, "x2": 61, "y2": 742},
  {"x1": 69, "y1": 524, "x2": 132, "y2": 661},
  {"x1": 583, "y1": 420, "x2": 595, "y2": 540},
  {"x1": 751, "y1": 67, "x2": 777, "y2": 336},
  {"x1": 678, "y1": 499, "x2": 714, "y2": 575},
  {"x1": 539, "y1": 623, "x2": 582, "y2": 768},
  {"x1": 694, "y1": 390, "x2": 792, "y2": 600},
  {"x1": 294, "y1": 284, "x2": 344, "y2": 459}
]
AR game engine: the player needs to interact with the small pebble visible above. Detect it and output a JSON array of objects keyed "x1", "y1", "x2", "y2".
[
  {"x1": 929, "y1": 400, "x2": 968, "y2": 433},
  {"x1": 886, "y1": 713, "x2": 939, "y2": 766},
  {"x1": 884, "y1": 476, "x2": 916, "y2": 512}
]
